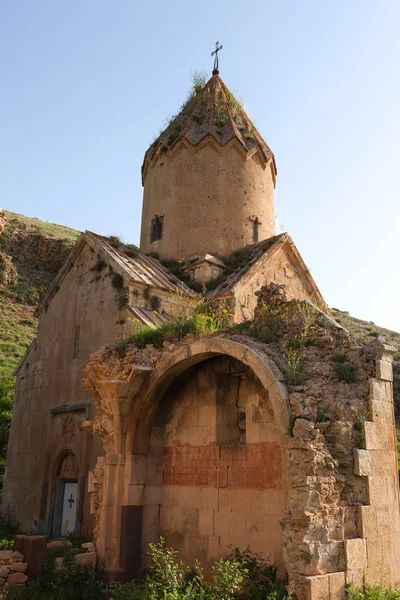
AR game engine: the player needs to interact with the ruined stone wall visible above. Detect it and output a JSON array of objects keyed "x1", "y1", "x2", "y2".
[
  {"x1": 2, "y1": 243, "x2": 130, "y2": 533},
  {"x1": 234, "y1": 245, "x2": 316, "y2": 322},
  {"x1": 78, "y1": 293, "x2": 400, "y2": 597},
  {"x1": 140, "y1": 140, "x2": 275, "y2": 260},
  {"x1": 142, "y1": 355, "x2": 287, "y2": 571}
]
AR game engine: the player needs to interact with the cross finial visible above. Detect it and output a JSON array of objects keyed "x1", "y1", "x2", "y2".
[{"x1": 211, "y1": 41, "x2": 223, "y2": 74}]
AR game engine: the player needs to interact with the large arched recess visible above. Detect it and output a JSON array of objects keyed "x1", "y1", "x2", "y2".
[{"x1": 127, "y1": 337, "x2": 291, "y2": 572}]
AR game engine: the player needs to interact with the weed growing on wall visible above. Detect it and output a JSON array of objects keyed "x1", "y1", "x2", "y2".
[
  {"x1": 333, "y1": 363, "x2": 357, "y2": 383},
  {"x1": 287, "y1": 350, "x2": 308, "y2": 387}
]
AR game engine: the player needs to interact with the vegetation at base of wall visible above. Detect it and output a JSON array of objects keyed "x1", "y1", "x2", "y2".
[
  {"x1": 0, "y1": 515, "x2": 19, "y2": 550},
  {"x1": 346, "y1": 582, "x2": 400, "y2": 599},
  {"x1": 0, "y1": 540, "x2": 289, "y2": 600}
]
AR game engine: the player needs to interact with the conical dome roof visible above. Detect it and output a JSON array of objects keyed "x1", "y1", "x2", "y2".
[{"x1": 143, "y1": 73, "x2": 276, "y2": 177}]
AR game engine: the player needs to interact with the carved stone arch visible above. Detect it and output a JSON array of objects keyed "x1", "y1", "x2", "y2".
[
  {"x1": 124, "y1": 336, "x2": 291, "y2": 572},
  {"x1": 127, "y1": 336, "x2": 290, "y2": 456}
]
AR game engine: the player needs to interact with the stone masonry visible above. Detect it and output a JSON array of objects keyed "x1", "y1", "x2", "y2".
[{"x1": 81, "y1": 290, "x2": 400, "y2": 598}]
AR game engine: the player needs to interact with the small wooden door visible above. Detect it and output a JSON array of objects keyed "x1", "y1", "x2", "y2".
[{"x1": 61, "y1": 482, "x2": 78, "y2": 535}]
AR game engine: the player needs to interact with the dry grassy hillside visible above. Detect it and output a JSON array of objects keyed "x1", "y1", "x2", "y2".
[
  {"x1": 0, "y1": 211, "x2": 80, "y2": 378},
  {"x1": 332, "y1": 308, "x2": 400, "y2": 418}
]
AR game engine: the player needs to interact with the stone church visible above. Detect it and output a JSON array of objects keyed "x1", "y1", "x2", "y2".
[{"x1": 3, "y1": 67, "x2": 400, "y2": 599}]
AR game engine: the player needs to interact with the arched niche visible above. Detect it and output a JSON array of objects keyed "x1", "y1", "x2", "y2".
[{"x1": 128, "y1": 337, "x2": 290, "y2": 572}]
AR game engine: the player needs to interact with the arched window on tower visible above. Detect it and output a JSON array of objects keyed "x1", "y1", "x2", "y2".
[{"x1": 150, "y1": 215, "x2": 164, "y2": 243}]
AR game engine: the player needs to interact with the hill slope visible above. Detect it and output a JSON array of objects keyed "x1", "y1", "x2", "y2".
[{"x1": 0, "y1": 210, "x2": 80, "y2": 378}]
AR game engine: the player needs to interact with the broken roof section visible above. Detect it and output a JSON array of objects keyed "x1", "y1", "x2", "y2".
[{"x1": 35, "y1": 231, "x2": 194, "y2": 318}]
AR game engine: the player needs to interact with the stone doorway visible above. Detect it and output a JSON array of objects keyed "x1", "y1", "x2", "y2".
[{"x1": 52, "y1": 451, "x2": 79, "y2": 537}]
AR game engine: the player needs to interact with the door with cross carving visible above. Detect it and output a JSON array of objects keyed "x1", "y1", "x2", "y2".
[{"x1": 61, "y1": 482, "x2": 78, "y2": 534}]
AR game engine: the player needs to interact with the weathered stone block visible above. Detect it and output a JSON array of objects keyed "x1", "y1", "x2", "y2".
[
  {"x1": 376, "y1": 360, "x2": 393, "y2": 382},
  {"x1": 127, "y1": 484, "x2": 144, "y2": 505},
  {"x1": 9, "y1": 562, "x2": 27, "y2": 573},
  {"x1": 81, "y1": 542, "x2": 95, "y2": 553},
  {"x1": 358, "y1": 505, "x2": 377, "y2": 538},
  {"x1": 368, "y1": 475, "x2": 397, "y2": 506},
  {"x1": 364, "y1": 422, "x2": 395, "y2": 451},
  {"x1": 328, "y1": 572, "x2": 346, "y2": 600},
  {"x1": 346, "y1": 568, "x2": 364, "y2": 588},
  {"x1": 0, "y1": 566, "x2": 9, "y2": 578},
  {"x1": 75, "y1": 552, "x2": 96, "y2": 567},
  {"x1": 199, "y1": 510, "x2": 214, "y2": 537},
  {"x1": 353, "y1": 449, "x2": 372, "y2": 476},
  {"x1": 344, "y1": 538, "x2": 367, "y2": 570},
  {"x1": 8, "y1": 572, "x2": 28, "y2": 584},
  {"x1": 304, "y1": 574, "x2": 330, "y2": 600}
]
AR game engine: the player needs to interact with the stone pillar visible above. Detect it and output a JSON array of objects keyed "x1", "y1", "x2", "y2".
[
  {"x1": 353, "y1": 343, "x2": 400, "y2": 587},
  {"x1": 81, "y1": 364, "x2": 152, "y2": 580}
]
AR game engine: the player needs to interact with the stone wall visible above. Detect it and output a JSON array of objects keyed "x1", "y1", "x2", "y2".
[
  {"x1": 140, "y1": 139, "x2": 275, "y2": 260},
  {"x1": 83, "y1": 294, "x2": 400, "y2": 598},
  {"x1": 233, "y1": 244, "x2": 320, "y2": 322},
  {"x1": 2, "y1": 242, "x2": 129, "y2": 534},
  {"x1": 0, "y1": 550, "x2": 28, "y2": 589}
]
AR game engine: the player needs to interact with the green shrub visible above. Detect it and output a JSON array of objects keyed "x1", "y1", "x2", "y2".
[
  {"x1": 346, "y1": 582, "x2": 400, "y2": 599},
  {"x1": 108, "y1": 235, "x2": 121, "y2": 248},
  {"x1": 334, "y1": 363, "x2": 357, "y2": 383},
  {"x1": 287, "y1": 353, "x2": 308, "y2": 386},
  {"x1": 3, "y1": 550, "x2": 106, "y2": 600},
  {"x1": 111, "y1": 273, "x2": 124, "y2": 289},
  {"x1": 129, "y1": 326, "x2": 164, "y2": 349},
  {"x1": 187, "y1": 279, "x2": 203, "y2": 293},
  {"x1": 205, "y1": 275, "x2": 225, "y2": 291},
  {"x1": 150, "y1": 295, "x2": 161, "y2": 311},
  {"x1": 330, "y1": 352, "x2": 347, "y2": 363},
  {"x1": 90, "y1": 259, "x2": 106, "y2": 272}
]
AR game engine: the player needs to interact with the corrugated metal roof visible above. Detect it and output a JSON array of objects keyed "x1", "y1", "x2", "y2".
[
  {"x1": 86, "y1": 232, "x2": 195, "y2": 294},
  {"x1": 206, "y1": 234, "x2": 286, "y2": 297}
]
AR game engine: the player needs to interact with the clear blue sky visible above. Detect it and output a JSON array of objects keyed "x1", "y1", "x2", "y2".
[{"x1": 1, "y1": 1, "x2": 399, "y2": 330}]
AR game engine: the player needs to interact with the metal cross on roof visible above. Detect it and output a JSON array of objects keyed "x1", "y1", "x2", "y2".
[{"x1": 211, "y1": 41, "x2": 223, "y2": 73}]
